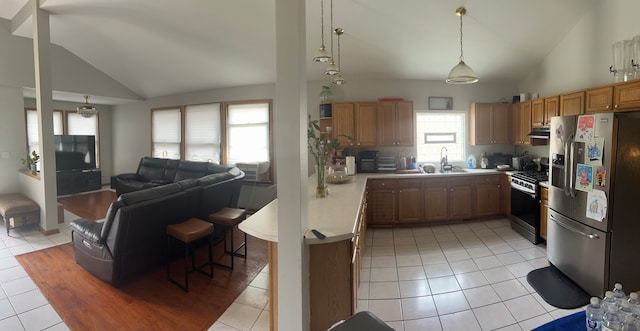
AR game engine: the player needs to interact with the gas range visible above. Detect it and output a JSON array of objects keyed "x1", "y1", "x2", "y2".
[{"x1": 511, "y1": 171, "x2": 549, "y2": 195}]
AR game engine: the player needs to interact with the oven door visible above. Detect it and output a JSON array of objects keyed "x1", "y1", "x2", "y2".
[
  {"x1": 510, "y1": 186, "x2": 540, "y2": 244},
  {"x1": 358, "y1": 159, "x2": 377, "y2": 173}
]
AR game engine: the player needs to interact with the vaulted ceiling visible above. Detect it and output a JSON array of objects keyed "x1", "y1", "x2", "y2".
[{"x1": 1, "y1": 0, "x2": 597, "y2": 103}]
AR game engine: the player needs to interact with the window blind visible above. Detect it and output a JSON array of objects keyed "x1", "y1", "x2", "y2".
[
  {"x1": 185, "y1": 103, "x2": 221, "y2": 162},
  {"x1": 152, "y1": 108, "x2": 181, "y2": 159}
]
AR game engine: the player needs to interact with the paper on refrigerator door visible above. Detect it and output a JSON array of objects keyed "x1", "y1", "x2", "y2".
[{"x1": 586, "y1": 190, "x2": 607, "y2": 222}]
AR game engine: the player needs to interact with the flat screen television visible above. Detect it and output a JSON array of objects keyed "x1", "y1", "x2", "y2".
[{"x1": 54, "y1": 135, "x2": 97, "y2": 171}]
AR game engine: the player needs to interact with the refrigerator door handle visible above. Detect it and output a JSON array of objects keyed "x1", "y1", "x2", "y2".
[
  {"x1": 564, "y1": 136, "x2": 572, "y2": 197},
  {"x1": 551, "y1": 213, "x2": 601, "y2": 240},
  {"x1": 569, "y1": 137, "x2": 577, "y2": 198}
]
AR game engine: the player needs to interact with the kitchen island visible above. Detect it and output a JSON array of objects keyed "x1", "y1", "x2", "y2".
[{"x1": 239, "y1": 169, "x2": 507, "y2": 331}]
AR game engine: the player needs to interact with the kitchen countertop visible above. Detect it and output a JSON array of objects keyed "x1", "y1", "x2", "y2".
[{"x1": 239, "y1": 169, "x2": 508, "y2": 245}]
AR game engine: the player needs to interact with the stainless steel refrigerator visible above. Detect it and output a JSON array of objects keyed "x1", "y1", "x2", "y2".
[{"x1": 548, "y1": 112, "x2": 640, "y2": 296}]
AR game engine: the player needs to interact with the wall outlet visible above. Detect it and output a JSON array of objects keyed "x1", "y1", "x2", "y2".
[{"x1": 1, "y1": 152, "x2": 9, "y2": 159}]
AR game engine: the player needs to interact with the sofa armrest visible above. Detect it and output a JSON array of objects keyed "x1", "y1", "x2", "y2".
[
  {"x1": 116, "y1": 173, "x2": 142, "y2": 181},
  {"x1": 70, "y1": 218, "x2": 104, "y2": 244}
]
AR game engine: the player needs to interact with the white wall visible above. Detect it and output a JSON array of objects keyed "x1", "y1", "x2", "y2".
[
  {"x1": 23, "y1": 98, "x2": 114, "y2": 185},
  {"x1": 519, "y1": 0, "x2": 640, "y2": 96},
  {"x1": 0, "y1": 18, "x2": 140, "y2": 101},
  {"x1": 111, "y1": 79, "x2": 518, "y2": 175},
  {"x1": 0, "y1": 85, "x2": 27, "y2": 193},
  {"x1": 306, "y1": 79, "x2": 519, "y2": 167},
  {"x1": 110, "y1": 84, "x2": 275, "y2": 175}
]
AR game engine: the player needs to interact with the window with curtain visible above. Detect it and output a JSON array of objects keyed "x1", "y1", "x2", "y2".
[
  {"x1": 185, "y1": 103, "x2": 221, "y2": 162},
  {"x1": 416, "y1": 111, "x2": 466, "y2": 163},
  {"x1": 152, "y1": 108, "x2": 182, "y2": 159},
  {"x1": 226, "y1": 102, "x2": 271, "y2": 165},
  {"x1": 67, "y1": 112, "x2": 100, "y2": 167},
  {"x1": 25, "y1": 109, "x2": 64, "y2": 156}
]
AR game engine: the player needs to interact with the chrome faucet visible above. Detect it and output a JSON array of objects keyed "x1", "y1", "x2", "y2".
[{"x1": 440, "y1": 146, "x2": 448, "y2": 171}]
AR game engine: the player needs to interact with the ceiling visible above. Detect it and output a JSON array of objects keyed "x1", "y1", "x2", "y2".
[{"x1": 1, "y1": 0, "x2": 597, "y2": 104}]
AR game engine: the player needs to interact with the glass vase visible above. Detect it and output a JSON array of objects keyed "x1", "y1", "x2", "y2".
[
  {"x1": 319, "y1": 86, "x2": 333, "y2": 103},
  {"x1": 315, "y1": 161, "x2": 328, "y2": 198}
]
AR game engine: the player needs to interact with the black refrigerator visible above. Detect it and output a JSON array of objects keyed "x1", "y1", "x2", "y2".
[{"x1": 547, "y1": 112, "x2": 640, "y2": 296}]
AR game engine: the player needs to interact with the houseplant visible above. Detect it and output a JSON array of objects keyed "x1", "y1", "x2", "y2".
[
  {"x1": 307, "y1": 115, "x2": 350, "y2": 197},
  {"x1": 21, "y1": 150, "x2": 40, "y2": 174}
]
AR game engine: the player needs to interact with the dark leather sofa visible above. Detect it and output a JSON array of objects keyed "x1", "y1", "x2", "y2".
[
  {"x1": 111, "y1": 157, "x2": 233, "y2": 196},
  {"x1": 70, "y1": 166, "x2": 244, "y2": 285}
]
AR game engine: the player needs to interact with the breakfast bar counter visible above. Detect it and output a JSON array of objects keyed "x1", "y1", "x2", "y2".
[
  {"x1": 238, "y1": 169, "x2": 508, "y2": 331},
  {"x1": 239, "y1": 168, "x2": 502, "y2": 244}
]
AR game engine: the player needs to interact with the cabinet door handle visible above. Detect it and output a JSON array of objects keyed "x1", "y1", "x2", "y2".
[
  {"x1": 450, "y1": 188, "x2": 454, "y2": 192},
  {"x1": 606, "y1": 105, "x2": 610, "y2": 109},
  {"x1": 614, "y1": 104, "x2": 619, "y2": 109}
]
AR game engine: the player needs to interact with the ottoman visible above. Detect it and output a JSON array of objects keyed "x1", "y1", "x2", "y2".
[{"x1": 0, "y1": 193, "x2": 40, "y2": 235}]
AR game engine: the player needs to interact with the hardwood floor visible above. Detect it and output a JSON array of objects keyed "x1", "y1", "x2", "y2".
[{"x1": 18, "y1": 189, "x2": 269, "y2": 330}]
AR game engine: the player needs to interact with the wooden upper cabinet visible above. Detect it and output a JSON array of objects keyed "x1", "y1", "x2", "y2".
[
  {"x1": 332, "y1": 103, "x2": 356, "y2": 147},
  {"x1": 560, "y1": 91, "x2": 585, "y2": 116},
  {"x1": 470, "y1": 103, "x2": 511, "y2": 145},
  {"x1": 586, "y1": 86, "x2": 614, "y2": 113},
  {"x1": 354, "y1": 102, "x2": 378, "y2": 147},
  {"x1": 613, "y1": 80, "x2": 640, "y2": 111},
  {"x1": 378, "y1": 101, "x2": 414, "y2": 146},
  {"x1": 531, "y1": 99, "x2": 545, "y2": 128},
  {"x1": 396, "y1": 102, "x2": 415, "y2": 146},
  {"x1": 514, "y1": 101, "x2": 532, "y2": 145},
  {"x1": 331, "y1": 102, "x2": 377, "y2": 147},
  {"x1": 470, "y1": 103, "x2": 492, "y2": 145},
  {"x1": 544, "y1": 96, "x2": 559, "y2": 126}
]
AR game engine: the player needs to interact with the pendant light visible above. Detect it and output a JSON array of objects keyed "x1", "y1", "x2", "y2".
[
  {"x1": 446, "y1": 7, "x2": 478, "y2": 84},
  {"x1": 312, "y1": 0, "x2": 330, "y2": 63},
  {"x1": 332, "y1": 28, "x2": 346, "y2": 85},
  {"x1": 324, "y1": 0, "x2": 340, "y2": 75},
  {"x1": 77, "y1": 95, "x2": 97, "y2": 118}
]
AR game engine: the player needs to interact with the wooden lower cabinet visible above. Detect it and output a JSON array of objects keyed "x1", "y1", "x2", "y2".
[
  {"x1": 398, "y1": 179, "x2": 423, "y2": 223},
  {"x1": 540, "y1": 187, "x2": 549, "y2": 240},
  {"x1": 309, "y1": 240, "x2": 352, "y2": 331},
  {"x1": 367, "y1": 179, "x2": 397, "y2": 226},
  {"x1": 309, "y1": 194, "x2": 367, "y2": 331},
  {"x1": 474, "y1": 175, "x2": 502, "y2": 217},
  {"x1": 424, "y1": 178, "x2": 448, "y2": 222},
  {"x1": 447, "y1": 177, "x2": 473, "y2": 219}
]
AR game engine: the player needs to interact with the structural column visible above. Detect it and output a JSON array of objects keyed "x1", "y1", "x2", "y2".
[
  {"x1": 274, "y1": 0, "x2": 309, "y2": 330},
  {"x1": 32, "y1": 0, "x2": 59, "y2": 232}
]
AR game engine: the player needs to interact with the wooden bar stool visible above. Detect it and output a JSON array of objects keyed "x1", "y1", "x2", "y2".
[
  {"x1": 166, "y1": 218, "x2": 214, "y2": 292},
  {"x1": 208, "y1": 208, "x2": 247, "y2": 269}
]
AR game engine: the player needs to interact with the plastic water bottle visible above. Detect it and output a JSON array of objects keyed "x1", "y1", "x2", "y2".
[
  {"x1": 628, "y1": 293, "x2": 640, "y2": 317},
  {"x1": 621, "y1": 301, "x2": 635, "y2": 320},
  {"x1": 603, "y1": 305, "x2": 622, "y2": 331},
  {"x1": 587, "y1": 297, "x2": 605, "y2": 331},
  {"x1": 613, "y1": 283, "x2": 627, "y2": 304},
  {"x1": 604, "y1": 291, "x2": 620, "y2": 311},
  {"x1": 621, "y1": 314, "x2": 638, "y2": 331}
]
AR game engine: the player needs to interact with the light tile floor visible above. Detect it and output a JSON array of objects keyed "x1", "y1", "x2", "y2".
[
  {"x1": 1, "y1": 213, "x2": 583, "y2": 331},
  {"x1": 355, "y1": 218, "x2": 584, "y2": 331}
]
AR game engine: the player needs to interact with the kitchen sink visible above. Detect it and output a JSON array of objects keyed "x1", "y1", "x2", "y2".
[{"x1": 439, "y1": 168, "x2": 467, "y2": 174}]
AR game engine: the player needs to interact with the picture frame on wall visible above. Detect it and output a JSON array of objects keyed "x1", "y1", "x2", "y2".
[{"x1": 428, "y1": 96, "x2": 453, "y2": 110}]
